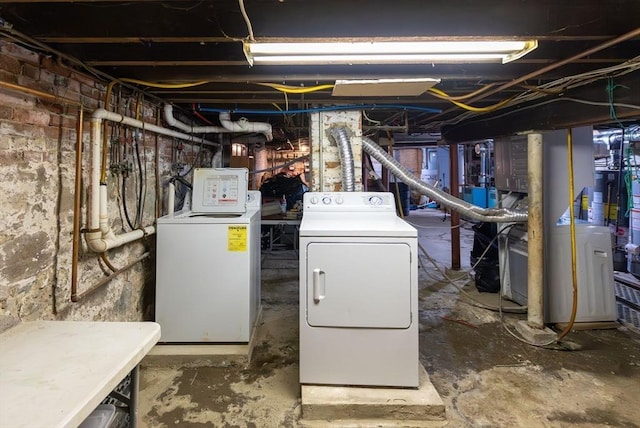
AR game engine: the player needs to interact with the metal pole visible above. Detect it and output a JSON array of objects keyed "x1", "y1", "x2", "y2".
[
  {"x1": 527, "y1": 133, "x2": 544, "y2": 329},
  {"x1": 449, "y1": 142, "x2": 461, "y2": 270}
]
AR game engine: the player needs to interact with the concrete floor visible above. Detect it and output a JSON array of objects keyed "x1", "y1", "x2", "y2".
[{"x1": 139, "y1": 208, "x2": 640, "y2": 427}]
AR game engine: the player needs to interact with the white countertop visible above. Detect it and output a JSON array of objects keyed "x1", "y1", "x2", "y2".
[{"x1": 0, "y1": 320, "x2": 161, "y2": 428}]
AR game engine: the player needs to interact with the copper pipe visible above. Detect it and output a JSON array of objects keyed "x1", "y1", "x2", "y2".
[
  {"x1": 71, "y1": 106, "x2": 85, "y2": 302},
  {"x1": 155, "y1": 106, "x2": 162, "y2": 219},
  {"x1": 0, "y1": 80, "x2": 81, "y2": 107},
  {"x1": 100, "y1": 252, "x2": 119, "y2": 273},
  {"x1": 72, "y1": 252, "x2": 150, "y2": 302},
  {"x1": 429, "y1": 27, "x2": 640, "y2": 121}
]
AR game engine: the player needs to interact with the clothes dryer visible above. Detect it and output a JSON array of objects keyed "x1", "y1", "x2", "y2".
[{"x1": 299, "y1": 192, "x2": 418, "y2": 387}]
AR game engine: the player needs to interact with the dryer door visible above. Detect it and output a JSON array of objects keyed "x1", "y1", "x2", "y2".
[{"x1": 306, "y1": 242, "x2": 411, "y2": 328}]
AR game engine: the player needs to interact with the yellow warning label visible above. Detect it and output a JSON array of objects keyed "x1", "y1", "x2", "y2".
[{"x1": 228, "y1": 225, "x2": 247, "y2": 252}]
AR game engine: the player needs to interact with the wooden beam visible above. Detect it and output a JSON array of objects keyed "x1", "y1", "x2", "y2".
[{"x1": 37, "y1": 35, "x2": 615, "y2": 44}]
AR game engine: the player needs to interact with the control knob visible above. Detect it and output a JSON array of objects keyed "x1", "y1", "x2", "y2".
[{"x1": 368, "y1": 195, "x2": 383, "y2": 206}]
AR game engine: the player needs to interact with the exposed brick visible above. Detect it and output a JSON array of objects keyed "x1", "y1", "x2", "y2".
[
  {"x1": 0, "y1": 54, "x2": 21, "y2": 74},
  {"x1": 0, "y1": 92, "x2": 36, "y2": 109},
  {"x1": 0, "y1": 70, "x2": 19, "y2": 85},
  {"x1": 62, "y1": 90, "x2": 81, "y2": 102},
  {"x1": 0, "y1": 106, "x2": 13, "y2": 121},
  {"x1": 44, "y1": 125, "x2": 63, "y2": 141},
  {"x1": 82, "y1": 96, "x2": 100, "y2": 111},
  {"x1": 70, "y1": 71, "x2": 97, "y2": 87},
  {"x1": 12, "y1": 108, "x2": 51, "y2": 127},
  {"x1": 80, "y1": 83, "x2": 101, "y2": 101},
  {"x1": 0, "y1": 121, "x2": 45, "y2": 139},
  {"x1": 1, "y1": 43, "x2": 39, "y2": 65},
  {"x1": 39, "y1": 56, "x2": 72, "y2": 78},
  {"x1": 39, "y1": 68, "x2": 56, "y2": 84},
  {"x1": 66, "y1": 78, "x2": 80, "y2": 94},
  {"x1": 21, "y1": 63, "x2": 40, "y2": 81}
]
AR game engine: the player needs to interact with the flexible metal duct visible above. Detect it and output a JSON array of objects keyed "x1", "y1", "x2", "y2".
[
  {"x1": 360, "y1": 134, "x2": 528, "y2": 223},
  {"x1": 328, "y1": 127, "x2": 356, "y2": 192}
]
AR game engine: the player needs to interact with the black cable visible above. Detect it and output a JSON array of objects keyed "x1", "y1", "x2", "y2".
[
  {"x1": 121, "y1": 175, "x2": 136, "y2": 230},
  {"x1": 134, "y1": 136, "x2": 144, "y2": 228}
]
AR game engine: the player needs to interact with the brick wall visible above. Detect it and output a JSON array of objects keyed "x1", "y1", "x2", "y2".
[{"x1": 0, "y1": 41, "x2": 207, "y2": 331}]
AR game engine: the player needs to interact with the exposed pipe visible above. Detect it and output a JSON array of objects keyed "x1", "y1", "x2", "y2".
[
  {"x1": 0, "y1": 80, "x2": 80, "y2": 107},
  {"x1": 360, "y1": 135, "x2": 528, "y2": 223},
  {"x1": 328, "y1": 127, "x2": 356, "y2": 192},
  {"x1": 167, "y1": 181, "x2": 176, "y2": 216},
  {"x1": 70, "y1": 105, "x2": 84, "y2": 304},
  {"x1": 72, "y1": 252, "x2": 150, "y2": 302},
  {"x1": 219, "y1": 111, "x2": 273, "y2": 141},
  {"x1": 164, "y1": 104, "x2": 273, "y2": 141},
  {"x1": 86, "y1": 108, "x2": 219, "y2": 253},
  {"x1": 163, "y1": 103, "x2": 225, "y2": 134},
  {"x1": 526, "y1": 133, "x2": 544, "y2": 329}
]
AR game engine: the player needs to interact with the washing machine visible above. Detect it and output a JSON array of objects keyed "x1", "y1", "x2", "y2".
[
  {"x1": 155, "y1": 168, "x2": 261, "y2": 342},
  {"x1": 299, "y1": 191, "x2": 419, "y2": 387}
]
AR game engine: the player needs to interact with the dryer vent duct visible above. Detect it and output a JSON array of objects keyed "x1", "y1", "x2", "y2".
[
  {"x1": 329, "y1": 127, "x2": 356, "y2": 192},
  {"x1": 357, "y1": 133, "x2": 527, "y2": 223}
]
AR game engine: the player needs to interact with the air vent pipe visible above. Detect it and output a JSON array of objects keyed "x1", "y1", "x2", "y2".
[
  {"x1": 360, "y1": 134, "x2": 527, "y2": 223},
  {"x1": 329, "y1": 127, "x2": 356, "y2": 192}
]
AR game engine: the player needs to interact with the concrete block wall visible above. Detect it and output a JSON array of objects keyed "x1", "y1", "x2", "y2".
[{"x1": 0, "y1": 41, "x2": 207, "y2": 331}]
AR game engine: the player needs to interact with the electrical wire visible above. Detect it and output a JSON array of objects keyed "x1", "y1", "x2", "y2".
[
  {"x1": 427, "y1": 87, "x2": 515, "y2": 113},
  {"x1": 256, "y1": 82, "x2": 335, "y2": 94},
  {"x1": 120, "y1": 78, "x2": 211, "y2": 89},
  {"x1": 425, "y1": 56, "x2": 640, "y2": 131},
  {"x1": 557, "y1": 129, "x2": 579, "y2": 341},
  {"x1": 238, "y1": 0, "x2": 255, "y2": 41}
]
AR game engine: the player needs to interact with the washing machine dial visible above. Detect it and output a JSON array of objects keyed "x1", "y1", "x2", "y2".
[
  {"x1": 368, "y1": 195, "x2": 383, "y2": 206},
  {"x1": 335, "y1": 196, "x2": 344, "y2": 205},
  {"x1": 309, "y1": 196, "x2": 319, "y2": 204},
  {"x1": 322, "y1": 196, "x2": 332, "y2": 205}
]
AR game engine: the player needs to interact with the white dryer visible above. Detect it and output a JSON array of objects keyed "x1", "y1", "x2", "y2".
[{"x1": 299, "y1": 192, "x2": 418, "y2": 387}]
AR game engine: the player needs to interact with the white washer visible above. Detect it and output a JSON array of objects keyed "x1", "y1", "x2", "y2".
[
  {"x1": 299, "y1": 192, "x2": 419, "y2": 387},
  {"x1": 155, "y1": 190, "x2": 261, "y2": 342}
]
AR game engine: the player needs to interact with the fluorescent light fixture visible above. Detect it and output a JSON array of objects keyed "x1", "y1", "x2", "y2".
[{"x1": 243, "y1": 40, "x2": 538, "y2": 65}]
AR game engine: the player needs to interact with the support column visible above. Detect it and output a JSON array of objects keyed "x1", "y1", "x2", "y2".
[
  {"x1": 526, "y1": 133, "x2": 544, "y2": 329},
  {"x1": 449, "y1": 142, "x2": 461, "y2": 270}
]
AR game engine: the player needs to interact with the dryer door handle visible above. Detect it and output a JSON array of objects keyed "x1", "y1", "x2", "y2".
[{"x1": 313, "y1": 268, "x2": 325, "y2": 303}]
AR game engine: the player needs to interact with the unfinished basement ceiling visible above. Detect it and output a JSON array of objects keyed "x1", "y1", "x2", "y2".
[{"x1": 0, "y1": 0, "x2": 638, "y2": 143}]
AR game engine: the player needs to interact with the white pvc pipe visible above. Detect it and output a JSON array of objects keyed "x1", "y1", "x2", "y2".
[
  {"x1": 86, "y1": 108, "x2": 217, "y2": 253},
  {"x1": 163, "y1": 104, "x2": 273, "y2": 141},
  {"x1": 163, "y1": 104, "x2": 226, "y2": 134},
  {"x1": 219, "y1": 111, "x2": 273, "y2": 141},
  {"x1": 167, "y1": 181, "x2": 175, "y2": 216}
]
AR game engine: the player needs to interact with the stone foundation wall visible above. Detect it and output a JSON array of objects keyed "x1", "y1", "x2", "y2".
[{"x1": 0, "y1": 41, "x2": 208, "y2": 331}]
